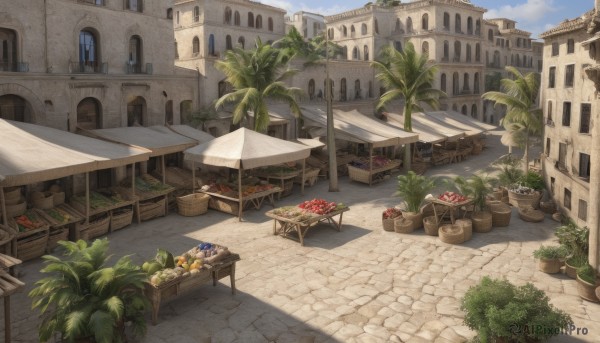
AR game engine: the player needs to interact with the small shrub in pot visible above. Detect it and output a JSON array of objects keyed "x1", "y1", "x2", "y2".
[{"x1": 533, "y1": 245, "x2": 567, "y2": 274}]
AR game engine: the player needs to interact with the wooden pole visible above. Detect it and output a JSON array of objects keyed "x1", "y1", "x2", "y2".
[
  {"x1": 301, "y1": 159, "x2": 306, "y2": 195},
  {"x1": 133, "y1": 164, "x2": 140, "y2": 224},
  {"x1": 161, "y1": 155, "x2": 166, "y2": 184},
  {"x1": 85, "y1": 172, "x2": 90, "y2": 225},
  {"x1": 4, "y1": 295, "x2": 11, "y2": 343},
  {"x1": 0, "y1": 187, "x2": 7, "y2": 226},
  {"x1": 238, "y1": 166, "x2": 243, "y2": 221},
  {"x1": 192, "y1": 161, "x2": 196, "y2": 193},
  {"x1": 369, "y1": 145, "x2": 373, "y2": 186}
]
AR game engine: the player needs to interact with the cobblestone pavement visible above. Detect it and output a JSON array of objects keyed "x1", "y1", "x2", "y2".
[{"x1": 3, "y1": 132, "x2": 600, "y2": 343}]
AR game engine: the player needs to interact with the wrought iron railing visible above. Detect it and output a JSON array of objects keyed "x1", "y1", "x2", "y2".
[{"x1": 70, "y1": 61, "x2": 108, "y2": 74}]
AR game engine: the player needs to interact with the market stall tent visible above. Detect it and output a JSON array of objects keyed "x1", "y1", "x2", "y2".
[
  {"x1": 383, "y1": 112, "x2": 447, "y2": 144},
  {"x1": 332, "y1": 109, "x2": 419, "y2": 145},
  {"x1": 384, "y1": 112, "x2": 465, "y2": 142},
  {"x1": 184, "y1": 128, "x2": 311, "y2": 218},
  {"x1": 425, "y1": 111, "x2": 496, "y2": 136},
  {"x1": 154, "y1": 125, "x2": 214, "y2": 144}
]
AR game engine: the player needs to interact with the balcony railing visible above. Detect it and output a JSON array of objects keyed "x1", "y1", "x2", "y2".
[
  {"x1": 70, "y1": 61, "x2": 108, "y2": 74},
  {"x1": 0, "y1": 62, "x2": 29, "y2": 72},
  {"x1": 125, "y1": 62, "x2": 153, "y2": 74}
]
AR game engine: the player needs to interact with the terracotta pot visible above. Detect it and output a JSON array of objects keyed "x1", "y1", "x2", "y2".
[
  {"x1": 538, "y1": 258, "x2": 563, "y2": 274},
  {"x1": 564, "y1": 260, "x2": 578, "y2": 279},
  {"x1": 402, "y1": 211, "x2": 423, "y2": 230},
  {"x1": 576, "y1": 276, "x2": 599, "y2": 303}
]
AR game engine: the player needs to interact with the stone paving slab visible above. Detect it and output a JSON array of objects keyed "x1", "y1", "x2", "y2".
[{"x1": 2, "y1": 132, "x2": 599, "y2": 343}]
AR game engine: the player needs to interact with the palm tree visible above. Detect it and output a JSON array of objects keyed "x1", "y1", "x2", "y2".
[
  {"x1": 215, "y1": 39, "x2": 302, "y2": 133},
  {"x1": 482, "y1": 66, "x2": 542, "y2": 173},
  {"x1": 275, "y1": 28, "x2": 343, "y2": 67},
  {"x1": 371, "y1": 42, "x2": 445, "y2": 170}
]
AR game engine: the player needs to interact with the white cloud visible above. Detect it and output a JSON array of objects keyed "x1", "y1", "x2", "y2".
[{"x1": 484, "y1": 0, "x2": 558, "y2": 24}]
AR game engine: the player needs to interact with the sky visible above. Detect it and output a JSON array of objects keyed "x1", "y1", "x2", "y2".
[{"x1": 258, "y1": 0, "x2": 596, "y2": 39}]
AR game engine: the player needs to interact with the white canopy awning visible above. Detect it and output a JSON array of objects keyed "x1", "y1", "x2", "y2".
[
  {"x1": 184, "y1": 128, "x2": 311, "y2": 170},
  {"x1": 332, "y1": 109, "x2": 419, "y2": 145},
  {"x1": 296, "y1": 137, "x2": 325, "y2": 149},
  {"x1": 383, "y1": 112, "x2": 447, "y2": 144},
  {"x1": 0, "y1": 120, "x2": 150, "y2": 187},
  {"x1": 425, "y1": 111, "x2": 496, "y2": 136},
  {"x1": 155, "y1": 125, "x2": 214, "y2": 144}
]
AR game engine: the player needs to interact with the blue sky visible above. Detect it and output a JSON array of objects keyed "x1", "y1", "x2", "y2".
[{"x1": 259, "y1": 0, "x2": 595, "y2": 39}]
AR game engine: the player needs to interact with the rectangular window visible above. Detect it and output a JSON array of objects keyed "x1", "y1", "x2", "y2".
[
  {"x1": 548, "y1": 67, "x2": 556, "y2": 88},
  {"x1": 564, "y1": 188, "x2": 571, "y2": 210},
  {"x1": 546, "y1": 138, "x2": 551, "y2": 156},
  {"x1": 552, "y1": 42, "x2": 559, "y2": 56},
  {"x1": 562, "y1": 102, "x2": 571, "y2": 126},
  {"x1": 558, "y1": 142, "x2": 567, "y2": 168},
  {"x1": 578, "y1": 199, "x2": 588, "y2": 222},
  {"x1": 550, "y1": 177, "x2": 555, "y2": 195},
  {"x1": 565, "y1": 64, "x2": 575, "y2": 87},
  {"x1": 579, "y1": 153, "x2": 590, "y2": 180},
  {"x1": 580, "y1": 103, "x2": 591, "y2": 134}
]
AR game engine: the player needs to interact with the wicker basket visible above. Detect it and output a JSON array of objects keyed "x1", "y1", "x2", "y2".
[
  {"x1": 111, "y1": 208, "x2": 134, "y2": 231},
  {"x1": 472, "y1": 211, "x2": 493, "y2": 233},
  {"x1": 79, "y1": 214, "x2": 110, "y2": 240},
  {"x1": 492, "y1": 189, "x2": 503, "y2": 201},
  {"x1": 402, "y1": 211, "x2": 423, "y2": 230},
  {"x1": 32, "y1": 192, "x2": 54, "y2": 210},
  {"x1": 394, "y1": 217, "x2": 414, "y2": 234},
  {"x1": 139, "y1": 198, "x2": 167, "y2": 221},
  {"x1": 294, "y1": 168, "x2": 320, "y2": 187},
  {"x1": 540, "y1": 201, "x2": 556, "y2": 214},
  {"x1": 208, "y1": 197, "x2": 239, "y2": 215},
  {"x1": 17, "y1": 230, "x2": 49, "y2": 261},
  {"x1": 518, "y1": 206, "x2": 545, "y2": 223},
  {"x1": 382, "y1": 213, "x2": 400, "y2": 232},
  {"x1": 5, "y1": 199, "x2": 26, "y2": 217},
  {"x1": 508, "y1": 190, "x2": 542, "y2": 209},
  {"x1": 423, "y1": 216, "x2": 439, "y2": 236},
  {"x1": 0, "y1": 225, "x2": 15, "y2": 255},
  {"x1": 439, "y1": 224, "x2": 464, "y2": 244},
  {"x1": 52, "y1": 192, "x2": 65, "y2": 206},
  {"x1": 490, "y1": 203, "x2": 512, "y2": 227},
  {"x1": 4, "y1": 188, "x2": 22, "y2": 205},
  {"x1": 47, "y1": 227, "x2": 69, "y2": 251},
  {"x1": 281, "y1": 180, "x2": 294, "y2": 197},
  {"x1": 177, "y1": 193, "x2": 210, "y2": 217},
  {"x1": 455, "y1": 219, "x2": 472, "y2": 241}
]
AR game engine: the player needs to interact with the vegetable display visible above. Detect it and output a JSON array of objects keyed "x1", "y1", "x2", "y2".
[
  {"x1": 43, "y1": 207, "x2": 71, "y2": 224},
  {"x1": 203, "y1": 183, "x2": 275, "y2": 198},
  {"x1": 134, "y1": 174, "x2": 173, "y2": 193},
  {"x1": 437, "y1": 191, "x2": 469, "y2": 204},
  {"x1": 299, "y1": 199, "x2": 339, "y2": 215},
  {"x1": 349, "y1": 155, "x2": 394, "y2": 170},
  {"x1": 14, "y1": 210, "x2": 47, "y2": 232},
  {"x1": 383, "y1": 208, "x2": 402, "y2": 219},
  {"x1": 272, "y1": 199, "x2": 347, "y2": 222}
]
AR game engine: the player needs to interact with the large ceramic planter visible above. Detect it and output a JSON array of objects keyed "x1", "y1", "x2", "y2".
[
  {"x1": 564, "y1": 260, "x2": 578, "y2": 279},
  {"x1": 472, "y1": 211, "x2": 492, "y2": 233},
  {"x1": 576, "y1": 276, "x2": 599, "y2": 303},
  {"x1": 402, "y1": 211, "x2": 423, "y2": 230},
  {"x1": 538, "y1": 258, "x2": 563, "y2": 274},
  {"x1": 508, "y1": 190, "x2": 542, "y2": 209}
]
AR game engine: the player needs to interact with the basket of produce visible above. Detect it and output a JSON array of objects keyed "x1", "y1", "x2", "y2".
[
  {"x1": 382, "y1": 208, "x2": 402, "y2": 232},
  {"x1": 140, "y1": 198, "x2": 167, "y2": 221},
  {"x1": 518, "y1": 206, "x2": 545, "y2": 223},
  {"x1": 439, "y1": 224, "x2": 464, "y2": 244},
  {"x1": 0, "y1": 225, "x2": 15, "y2": 255},
  {"x1": 177, "y1": 193, "x2": 210, "y2": 217},
  {"x1": 423, "y1": 216, "x2": 439, "y2": 236},
  {"x1": 4, "y1": 187, "x2": 22, "y2": 205},
  {"x1": 17, "y1": 230, "x2": 49, "y2": 261},
  {"x1": 5, "y1": 198, "x2": 26, "y2": 217},
  {"x1": 10, "y1": 209, "x2": 49, "y2": 234},
  {"x1": 455, "y1": 219, "x2": 472, "y2": 241},
  {"x1": 489, "y1": 202, "x2": 512, "y2": 227},
  {"x1": 508, "y1": 186, "x2": 542, "y2": 209},
  {"x1": 79, "y1": 214, "x2": 110, "y2": 240},
  {"x1": 111, "y1": 208, "x2": 134, "y2": 231},
  {"x1": 394, "y1": 217, "x2": 414, "y2": 234},
  {"x1": 47, "y1": 227, "x2": 69, "y2": 251}
]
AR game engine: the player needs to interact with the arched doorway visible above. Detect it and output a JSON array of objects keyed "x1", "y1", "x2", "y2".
[
  {"x1": 340, "y1": 78, "x2": 347, "y2": 101},
  {"x1": 127, "y1": 96, "x2": 146, "y2": 126},
  {"x1": 461, "y1": 105, "x2": 468, "y2": 115},
  {"x1": 0, "y1": 94, "x2": 32, "y2": 122},
  {"x1": 77, "y1": 97, "x2": 101, "y2": 129},
  {"x1": 180, "y1": 100, "x2": 192, "y2": 124},
  {"x1": 308, "y1": 79, "x2": 315, "y2": 100}
]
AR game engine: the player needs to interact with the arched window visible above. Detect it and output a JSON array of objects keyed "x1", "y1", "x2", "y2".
[
  {"x1": 475, "y1": 43, "x2": 481, "y2": 62},
  {"x1": 374, "y1": 19, "x2": 379, "y2": 34},
  {"x1": 308, "y1": 79, "x2": 315, "y2": 100},
  {"x1": 395, "y1": 18, "x2": 401, "y2": 32},
  {"x1": 443, "y1": 41, "x2": 449, "y2": 60},
  {"x1": 422, "y1": 41, "x2": 429, "y2": 56},
  {"x1": 406, "y1": 17, "x2": 413, "y2": 33},
  {"x1": 547, "y1": 101, "x2": 553, "y2": 122},
  {"x1": 79, "y1": 29, "x2": 99, "y2": 71},
  {"x1": 350, "y1": 25, "x2": 355, "y2": 37},
  {"x1": 208, "y1": 34, "x2": 215, "y2": 56},
  {"x1": 475, "y1": 19, "x2": 481, "y2": 35},
  {"x1": 248, "y1": 12, "x2": 254, "y2": 28},
  {"x1": 522, "y1": 55, "x2": 526, "y2": 67},
  {"x1": 340, "y1": 78, "x2": 347, "y2": 101},
  {"x1": 363, "y1": 45, "x2": 369, "y2": 60},
  {"x1": 466, "y1": 43, "x2": 471, "y2": 62},
  {"x1": 342, "y1": 25, "x2": 347, "y2": 37},
  {"x1": 193, "y1": 6, "x2": 200, "y2": 22},
  {"x1": 224, "y1": 7, "x2": 232, "y2": 24},
  {"x1": 461, "y1": 105, "x2": 468, "y2": 115},
  {"x1": 167, "y1": 8, "x2": 173, "y2": 20},
  {"x1": 361, "y1": 23, "x2": 368, "y2": 35},
  {"x1": 441, "y1": 73, "x2": 447, "y2": 92},
  {"x1": 268, "y1": 17, "x2": 273, "y2": 31},
  {"x1": 342, "y1": 46, "x2": 348, "y2": 59},
  {"x1": 455, "y1": 14, "x2": 461, "y2": 33},
  {"x1": 395, "y1": 41, "x2": 402, "y2": 52},
  {"x1": 515, "y1": 54, "x2": 520, "y2": 67},
  {"x1": 128, "y1": 35, "x2": 142, "y2": 73},
  {"x1": 127, "y1": 96, "x2": 146, "y2": 126},
  {"x1": 180, "y1": 100, "x2": 192, "y2": 124},
  {"x1": 256, "y1": 15, "x2": 263, "y2": 29},
  {"x1": 471, "y1": 104, "x2": 478, "y2": 118},
  {"x1": 328, "y1": 28, "x2": 334, "y2": 39},
  {"x1": 422, "y1": 13, "x2": 429, "y2": 30},
  {"x1": 467, "y1": 17, "x2": 473, "y2": 35},
  {"x1": 463, "y1": 73, "x2": 470, "y2": 91},
  {"x1": 474, "y1": 72, "x2": 480, "y2": 94},
  {"x1": 234, "y1": 11, "x2": 240, "y2": 26},
  {"x1": 354, "y1": 79, "x2": 361, "y2": 99},
  {"x1": 452, "y1": 72, "x2": 459, "y2": 95},
  {"x1": 226, "y1": 35, "x2": 232, "y2": 50},
  {"x1": 443, "y1": 12, "x2": 450, "y2": 30},
  {"x1": 238, "y1": 36, "x2": 245, "y2": 49},
  {"x1": 454, "y1": 41, "x2": 461, "y2": 61},
  {"x1": 488, "y1": 29, "x2": 493, "y2": 41},
  {"x1": 192, "y1": 36, "x2": 199, "y2": 56},
  {"x1": 126, "y1": 0, "x2": 143, "y2": 12},
  {"x1": 352, "y1": 47, "x2": 359, "y2": 60},
  {"x1": 77, "y1": 98, "x2": 101, "y2": 130}
]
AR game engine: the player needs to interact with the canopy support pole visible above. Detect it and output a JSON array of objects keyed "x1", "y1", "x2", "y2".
[
  {"x1": 369, "y1": 145, "x2": 373, "y2": 186},
  {"x1": 238, "y1": 166, "x2": 243, "y2": 221},
  {"x1": 132, "y1": 163, "x2": 140, "y2": 224},
  {"x1": 0, "y1": 187, "x2": 7, "y2": 227},
  {"x1": 85, "y1": 172, "x2": 90, "y2": 225},
  {"x1": 161, "y1": 155, "x2": 166, "y2": 184},
  {"x1": 301, "y1": 159, "x2": 306, "y2": 195},
  {"x1": 192, "y1": 161, "x2": 195, "y2": 193}
]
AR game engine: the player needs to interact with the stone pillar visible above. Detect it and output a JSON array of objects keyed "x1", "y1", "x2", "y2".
[{"x1": 589, "y1": 93, "x2": 600, "y2": 271}]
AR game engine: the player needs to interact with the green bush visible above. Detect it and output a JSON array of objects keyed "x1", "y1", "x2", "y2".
[
  {"x1": 555, "y1": 223, "x2": 589, "y2": 259},
  {"x1": 577, "y1": 264, "x2": 597, "y2": 284},
  {"x1": 395, "y1": 171, "x2": 436, "y2": 213},
  {"x1": 533, "y1": 245, "x2": 567, "y2": 260},
  {"x1": 461, "y1": 276, "x2": 573, "y2": 343},
  {"x1": 520, "y1": 171, "x2": 544, "y2": 191},
  {"x1": 453, "y1": 174, "x2": 496, "y2": 212}
]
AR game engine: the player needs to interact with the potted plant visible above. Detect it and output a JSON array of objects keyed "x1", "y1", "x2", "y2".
[
  {"x1": 533, "y1": 245, "x2": 567, "y2": 274},
  {"x1": 493, "y1": 155, "x2": 524, "y2": 201},
  {"x1": 454, "y1": 174, "x2": 496, "y2": 233},
  {"x1": 395, "y1": 171, "x2": 436, "y2": 230},
  {"x1": 556, "y1": 223, "x2": 589, "y2": 278},
  {"x1": 576, "y1": 264, "x2": 599, "y2": 303},
  {"x1": 29, "y1": 239, "x2": 149, "y2": 343},
  {"x1": 461, "y1": 276, "x2": 573, "y2": 343},
  {"x1": 382, "y1": 207, "x2": 402, "y2": 232}
]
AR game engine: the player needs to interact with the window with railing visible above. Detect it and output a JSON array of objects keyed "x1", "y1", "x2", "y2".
[
  {"x1": 580, "y1": 103, "x2": 591, "y2": 134},
  {"x1": 564, "y1": 64, "x2": 575, "y2": 87},
  {"x1": 558, "y1": 142, "x2": 567, "y2": 170},
  {"x1": 125, "y1": 0, "x2": 143, "y2": 13},
  {"x1": 562, "y1": 102, "x2": 571, "y2": 126}
]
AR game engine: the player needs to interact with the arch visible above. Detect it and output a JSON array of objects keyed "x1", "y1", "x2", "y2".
[
  {"x1": 256, "y1": 15, "x2": 263, "y2": 29},
  {"x1": 0, "y1": 94, "x2": 33, "y2": 123},
  {"x1": 474, "y1": 72, "x2": 480, "y2": 94},
  {"x1": 77, "y1": 97, "x2": 102, "y2": 130},
  {"x1": 0, "y1": 28, "x2": 18, "y2": 71},
  {"x1": 475, "y1": 43, "x2": 481, "y2": 62},
  {"x1": 471, "y1": 104, "x2": 477, "y2": 118},
  {"x1": 443, "y1": 40, "x2": 449, "y2": 60},
  {"x1": 248, "y1": 12, "x2": 254, "y2": 28},
  {"x1": 328, "y1": 28, "x2": 334, "y2": 39},
  {"x1": 443, "y1": 12, "x2": 450, "y2": 30},
  {"x1": 238, "y1": 36, "x2": 245, "y2": 49},
  {"x1": 352, "y1": 46, "x2": 359, "y2": 60},
  {"x1": 342, "y1": 25, "x2": 347, "y2": 37},
  {"x1": 406, "y1": 17, "x2": 413, "y2": 33},
  {"x1": 475, "y1": 19, "x2": 481, "y2": 35},
  {"x1": 363, "y1": 45, "x2": 369, "y2": 60},
  {"x1": 127, "y1": 96, "x2": 146, "y2": 127},
  {"x1": 452, "y1": 72, "x2": 459, "y2": 95},
  {"x1": 226, "y1": 35, "x2": 232, "y2": 50},
  {"x1": 0, "y1": 84, "x2": 44, "y2": 124},
  {"x1": 466, "y1": 43, "x2": 471, "y2": 62},
  {"x1": 488, "y1": 29, "x2": 493, "y2": 41},
  {"x1": 165, "y1": 100, "x2": 173, "y2": 125},
  {"x1": 374, "y1": 19, "x2": 379, "y2": 34},
  {"x1": 208, "y1": 34, "x2": 215, "y2": 56},
  {"x1": 463, "y1": 73, "x2": 470, "y2": 91},
  {"x1": 467, "y1": 17, "x2": 473, "y2": 35},
  {"x1": 452, "y1": 104, "x2": 458, "y2": 112},
  {"x1": 340, "y1": 78, "x2": 347, "y2": 101},
  {"x1": 354, "y1": 79, "x2": 361, "y2": 99},
  {"x1": 454, "y1": 40, "x2": 461, "y2": 61},
  {"x1": 79, "y1": 28, "x2": 100, "y2": 71},
  {"x1": 461, "y1": 104, "x2": 468, "y2": 115},
  {"x1": 361, "y1": 23, "x2": 368, "y2": 35},
  {"x1": 395, "y1": 18, "x2": 402, "y2": 32},
  {"x1": 522, "y1": 55, "x2": 526, "y2": 67},
  {"x1": 308, "y1": 79, "x2": 315, "y2": 100},
  {"x1": 455, "y1": 14, "x2": 461, "y2": 33},
  {"x1": 350, "y1": 25, "x2": 355, "y2": 37},
  {"x1": 193, "y1": 6, "x2": 200, "y2": 22},
  {"x1": 268, "y1": 17, "x2": 273, "y2": 31},
  {"x1": 394, "y1": 41, "x2": 402, "y2": 52},
  {"x1": 234, "y1": 11, "x2": 240, "y2": 26},
  {"x1": 342, "y1": 46, "x2": 348, "y2": 59},
  {"x1": 192, "y1": 36, "x2": 199, "y2": 55},
  {"x1": 128, "y1": 35, "x2": 143, "y2": 73},
  {"x1": 422, "y1": 41, "x2": 429, "y2": 56},
  {"x1": 422, "y1": 13, "x2": 429, "y2": 30},
  {"x1": 224, "y1": 7, "x2": 232, "y2": 24},
  {"x1": 441, "y1": 73, "x2": 447, "y2": 92}
]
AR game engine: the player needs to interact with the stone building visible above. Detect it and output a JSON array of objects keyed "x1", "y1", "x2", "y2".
[
  {"x1": 285, "y1": 11, "x2": 325, "y2": 40},
  {"x1": 0, "y1": 0, "x2": 197, "y2": 131},
  {"x1": 540, "y1": 2, "x2": 600, "y2": 269}
]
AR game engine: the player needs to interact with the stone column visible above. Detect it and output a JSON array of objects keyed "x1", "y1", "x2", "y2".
[{"x1": 589, "y1": 93, "x2": 600, "y2": 271}]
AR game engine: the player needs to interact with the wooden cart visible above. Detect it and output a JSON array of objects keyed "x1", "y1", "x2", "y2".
[{"x1": 426, "y1": 198, "x2": 473, "y2": 224}]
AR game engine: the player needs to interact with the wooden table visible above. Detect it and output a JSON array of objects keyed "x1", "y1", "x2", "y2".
[
  {"x1": 145, "y1": 253, "x2": 240, "y2": 325},
  {"x1": 427, "y1": 198, "x2": 473, "y2": 224},
  {"x1": 266, "y1": 207, "x2": 350, "y2": 246},
  {"x1": 256, "y1": 172, "x2": 299, "y2": 199},
  {"x1": 202, "y1": 187, "x2": 281, "y2": 218},
  {"x1": 0, "y1": 253, "x2": 24, "y2": 343}
]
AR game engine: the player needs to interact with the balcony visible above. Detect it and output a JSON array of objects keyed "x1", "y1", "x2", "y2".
[
  {"x1": 125, "y1": 62, "x2": 153, "y2": 75},
  {"x1": 0, "y1": 62, "x2": 29, "y2": 72},
  {"x1": 69, "y1": 61, "x2": 108, "y2": 74}
]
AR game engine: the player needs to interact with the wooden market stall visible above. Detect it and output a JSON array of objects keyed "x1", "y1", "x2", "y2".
[
  {"x1": 425, "y1": 111, "x2": 497, "y2": 155},
  {"x1": 301, "y1": 107, "x2": 419, "y2": 185},
  {"x1": 184, "y1": 128, "x2": 311, "y2": 220},
  {"x1": 0, "y1": 119, "x2": 150, "y2": 260}
]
